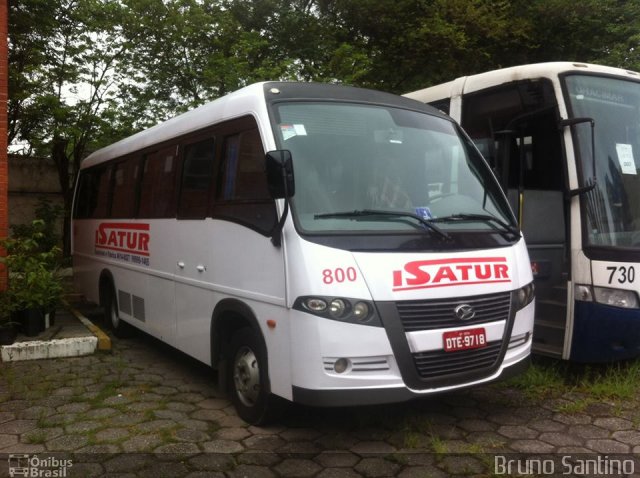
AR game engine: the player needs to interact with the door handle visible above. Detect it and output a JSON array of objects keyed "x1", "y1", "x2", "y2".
[
  {"x1": 177, "y1": 261, "x2": 185, "y2": 269},
  {"x1": 196, "y1": 264, "x2": 206, "y2": 272}
]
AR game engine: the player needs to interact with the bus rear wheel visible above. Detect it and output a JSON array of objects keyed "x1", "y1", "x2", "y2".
[{"x1": 228, "y1": 327, "x2": 282, "y2": 425}]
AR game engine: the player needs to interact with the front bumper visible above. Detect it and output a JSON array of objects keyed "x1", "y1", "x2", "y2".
[{"x1": 291, "y1": 352, "x2": 530, "y2": 407}]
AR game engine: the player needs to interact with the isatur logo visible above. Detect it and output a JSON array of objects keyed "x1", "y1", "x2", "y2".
[
  {"x1": 392, "y1": 257, "x2": 510, "y2": 292},
  {"x1": 95, "y1": 222, "x2": 150, "y2": 266}
]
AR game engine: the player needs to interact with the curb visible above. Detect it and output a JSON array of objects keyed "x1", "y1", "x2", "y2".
[
  {"x1": 0, "y1": 307, "x2": 111, "y2": 362},
  {"x1": 69, "y1": 307, "x2": 112, "y2": 351},
  {"x1": 0, "y1": 335, "x2": 98, "y2": 362}
]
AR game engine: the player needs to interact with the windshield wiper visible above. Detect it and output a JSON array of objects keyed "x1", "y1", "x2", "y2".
[
  {"x1": 431, "y1": 213, "x2": 520, "y2": 237},
  {"x1": 314, "y1": 209, "x2": 451, "y2": 240}
]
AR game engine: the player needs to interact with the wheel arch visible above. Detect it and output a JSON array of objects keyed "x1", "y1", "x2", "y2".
[
  {"x1": 210, "y1": 298, "x2": 269, "y2": 393},
  {"x1": 98, "y1": 269, "x2": 116, "y2": 307}
]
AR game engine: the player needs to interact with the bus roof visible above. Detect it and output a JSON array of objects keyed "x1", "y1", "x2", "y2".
[
  {"x1": 82, "y1": 81, "x2": 444, "y2": 169},
  {"x1": 405, "y1": 61, "x2": 640, "y2": 101}
]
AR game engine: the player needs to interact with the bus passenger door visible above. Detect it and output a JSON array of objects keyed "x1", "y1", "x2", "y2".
[
  {"x1": 136, "y1": 148, "x2": 180, "y2": 345},
  {"x1": 174, "y1": 221, "x2": 217, "y2": 365},
  {"x1": 461, "y1": 80, "x2": 570, "y2": 358},
  {"x1": 174, "y1": 136, "x2": 218, "y2": 364},
  {"x1": 504, "y1": 112, "x2": 569, "y2": 358}
]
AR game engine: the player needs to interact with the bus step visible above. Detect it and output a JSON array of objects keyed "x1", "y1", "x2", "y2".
[
  {"x1": 532, "y1": 342, "x2": 563, "y2": 358},
  {"x1": 550, "y1": 284, "x2": 568, "y2": 303},
  {"x1": 532, "y1": 317, "x2": 565, "y2": 358},
  {"x1": 534, "y1": 319, "x2": 565, "y2": 331},
  {"x1": 535, "y1": 299, "x2": 567, "y2": 324}
]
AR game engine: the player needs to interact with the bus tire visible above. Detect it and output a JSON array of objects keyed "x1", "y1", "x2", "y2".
[
  {"x1": 104, "y1": 286, "x2": 133, "y2": 338},
  {"x1": 228, "y1": 327, "x2": 282, "y2": 425}
]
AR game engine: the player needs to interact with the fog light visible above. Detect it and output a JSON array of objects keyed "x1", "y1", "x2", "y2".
[
  {"x1": 329, "y1": 299, "x2": 347, "y2": 318},
  {"x1": 334, "y1": 358, "x2": 349, "y2": 373}
]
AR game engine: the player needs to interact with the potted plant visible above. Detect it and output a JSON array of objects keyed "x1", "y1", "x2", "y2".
[{"x1": 1, "y1": 220, "x2": 64, "y2": 337}]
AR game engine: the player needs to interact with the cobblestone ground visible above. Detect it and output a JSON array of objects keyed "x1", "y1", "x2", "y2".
[{"x1": 2, "y1": 327, "x2": 640, "y2": 477}]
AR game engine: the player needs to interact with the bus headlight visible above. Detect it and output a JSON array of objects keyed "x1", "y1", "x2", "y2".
[
  {"x1": 594, "y1": 287, "x2": 639, "y2": 309},
  {"x1": 575, "y1": 285, "x2": 639, "y2": 309},
  {"x1": 329, "y1": 299, "x2": 347, "y2": 318},
  {"x1": 514, "y1": 282, "x2": 535, "y2": 311},
  {"x1": 295, "y1": 296, "x2": 381, "y2": 326},
  {"x1": 305, "y1": 298, "x2": 328, "y2": 312},
  {"x1": 352, "y1": 302, "x2": 370, "y2": 321}
]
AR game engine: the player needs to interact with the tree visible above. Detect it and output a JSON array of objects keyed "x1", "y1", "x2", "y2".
[
  {"x1": 9, "y1": 0, "x2": 132, "y2": 254},
  {"x1": 10, "y1": 0, "x2": 640, "y2": 256},
  {"x1": 116, "y1": 0, "x2": 302, "y2": 130},
  {"x1": 306, "y1": 0, "x2": 640, "y2": 93}
]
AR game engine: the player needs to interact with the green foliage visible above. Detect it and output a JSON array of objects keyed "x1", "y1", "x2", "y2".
[
  {"x1": 577, "y1": 361, "x2": 640, "y2": 401},
  {"x1": 0, "y1": 220, "x2": 65, "y2": 313},
  {"x1": 502, "y1": 358, "x2": 640, "y2": 406},
  {"x1": 502, "y1": 359, "x2": 569, "y2": 400},
  {"x1": 9, "y1": 0, "x2": 640, "y2": 258},
  {"x1": 12, "y1": 0, "x2": 640, "y2": 153},
  {"x1": 11, "y1": 197, "x2": 64, "y2": 255}
]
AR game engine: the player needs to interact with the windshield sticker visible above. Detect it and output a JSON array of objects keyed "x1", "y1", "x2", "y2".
[
  {"x1": 393, "y1": 257, "x2": 510, "y2": 292},
  {"x1": 280, "y1": 124, "x2": 307, "y2": 141},
  {"x1": 616, "y1": 143, "x2": 637, "y2": 175},
  {"x1": 415, "y1": 207, "x2": 433, "y2": 220}
]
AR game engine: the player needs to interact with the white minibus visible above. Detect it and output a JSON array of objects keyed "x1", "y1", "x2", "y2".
[
  {"x1": 407, "y1": 62, "x2": 640, "y2": 362},
  {"x1": 72, "y1": 82, "x2": 534, "y2": 423}
]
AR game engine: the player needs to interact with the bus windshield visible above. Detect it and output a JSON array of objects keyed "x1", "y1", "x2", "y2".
[
  {"x1": 271, "y1": 102, "x2": 513, "y2": 235},
  {"x1": 565, "y1": 75, "x2": 640, "y2": 249}
]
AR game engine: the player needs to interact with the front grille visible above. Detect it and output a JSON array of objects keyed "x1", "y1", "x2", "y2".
[
  {"x1": 396, "y1": 291, "x2": 511, "y2": 332},
  {"x1": 413, "y1": 341, "x2": 502, "y2": 379}
]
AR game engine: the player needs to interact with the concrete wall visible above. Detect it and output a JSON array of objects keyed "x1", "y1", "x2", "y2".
[{"x1": 8, "y1": 155, "x2": 64, "y2": 234}]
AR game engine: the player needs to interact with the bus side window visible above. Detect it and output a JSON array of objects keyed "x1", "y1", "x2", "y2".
[
  {"x1": 89, "y1": 166, "x2": 112, "y2": 219},
  {"x1": 110, "y1": 157, "x2": 139, "y2": 218},
  {"x1": 73, "y1": 171, "x2": 93, "y2": 219},
  {"x1": 214, "y1": 127, "x2": 276, "y2": 235},
  {"x1": 178, "y1": 138, "x2": 215, "y2": 219},
  {"x1": 138, "y1": 147, "x2": 178, "y2": 218}
]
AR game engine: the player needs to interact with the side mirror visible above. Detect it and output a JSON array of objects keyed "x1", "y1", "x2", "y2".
[
  {"x1": 266, "y1": 150, "x2": 295, "y2": 199},
  {"x1": 559, "y1": 117, "x2": 597, "y2": 196}
]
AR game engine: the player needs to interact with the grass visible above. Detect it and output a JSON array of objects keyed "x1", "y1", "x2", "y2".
[
  {"x1": 428, "y1": 434, "x2": 449, "y2": 455},
  {"x1": 555, "y1": 398, "x2": 593, "y2": 414},
  {"x1": 499, "y1": 358, "x2": 569, "y2": 400},
  {"x1": 23, "y1": 430, "x2": 48, "y2": 444},
  {"x1": 87, "y1": 380, "x2": 126, "y2": 407},
  {"x1": 499, "y1": 357, "x2": 640, "y2": 414},
  {"x1": 577, "y1": 360, "x2": 640, "y2": 400}
]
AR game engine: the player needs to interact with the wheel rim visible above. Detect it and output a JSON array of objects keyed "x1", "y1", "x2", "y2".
[{"x1": 233, "y1": 345, "x2": 260, "y2": 407}]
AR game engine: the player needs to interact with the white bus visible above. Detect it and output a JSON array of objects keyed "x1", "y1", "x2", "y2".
[
  {"x1": 72, "y1": 82, "x2": 534, "y2": 424},
  {"x1": 407, "y1": 62, "x2": 640, "y2": 362}
]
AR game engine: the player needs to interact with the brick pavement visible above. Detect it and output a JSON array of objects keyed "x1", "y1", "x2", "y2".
[{"x1": 1, "y1": 324, "x2": 640, "y2": 477}]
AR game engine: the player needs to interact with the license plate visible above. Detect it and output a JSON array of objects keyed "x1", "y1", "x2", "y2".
[{"x1": 443, "y1": 328, "x2": 487, "y2": 352}]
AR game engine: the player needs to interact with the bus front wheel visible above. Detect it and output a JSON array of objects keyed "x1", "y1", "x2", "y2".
[{"x1": 227, "y1": 327, "x2": 282, "y2": 425}]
